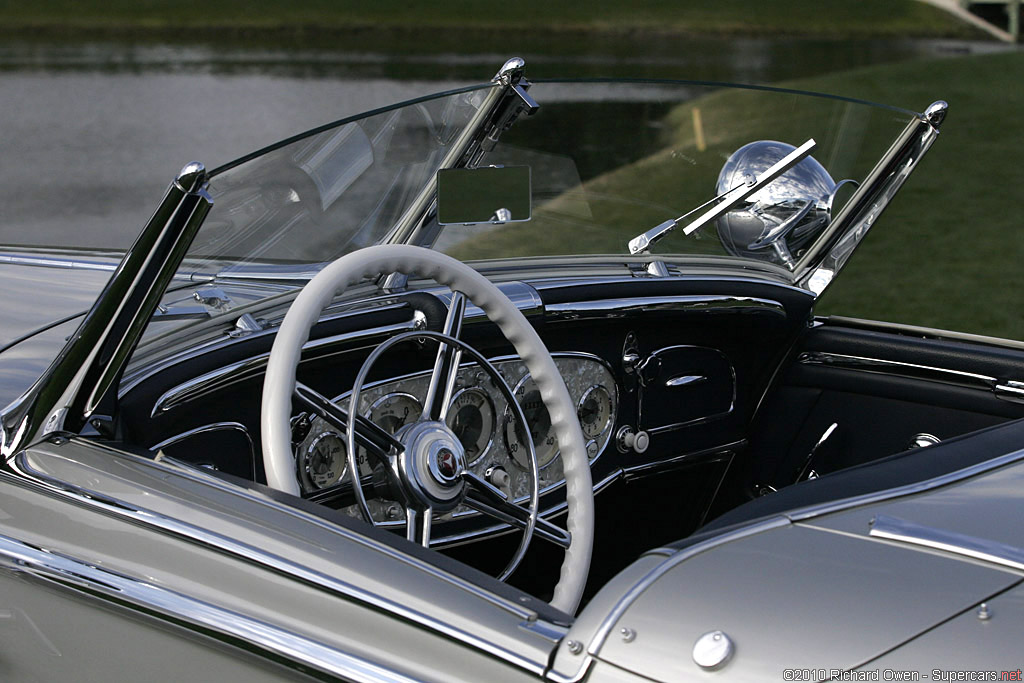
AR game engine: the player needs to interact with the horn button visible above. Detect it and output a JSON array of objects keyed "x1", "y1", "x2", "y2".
[{"x1": 398, "y1": 421, "x2": 466, "y2": 510}]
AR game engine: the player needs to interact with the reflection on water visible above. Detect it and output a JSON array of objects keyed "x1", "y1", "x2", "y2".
[{"x1": 0, "y1": 38, "x2": 1008, "y2": 249}]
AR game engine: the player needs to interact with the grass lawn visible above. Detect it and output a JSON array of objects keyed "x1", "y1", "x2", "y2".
[{"x1": 0, "y1": 0, "x2": 987, "y2": 42}]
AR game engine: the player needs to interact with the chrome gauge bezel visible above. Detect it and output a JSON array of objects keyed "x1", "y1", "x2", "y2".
[
  {"x1": 298, "y1": 430, "x2": 348, "y2": 492},
  {"x1": 503, "y1": 373, "x2": 560, "y2": 472},
  {"x1": 578, "y1": 384, "x2": 614, "y2": 440},
  {"x1": 445, "y1": 386, "x2": 496, "y2": 466},
  {"x1": 366, "y1": 392, "x2": 423, "y2": 436}
]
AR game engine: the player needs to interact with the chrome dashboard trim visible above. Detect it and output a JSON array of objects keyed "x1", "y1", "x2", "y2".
[
  {"x1": 433, "y1": 281, "x2": 544, "y2": 321},
  {"x1": 544, "y1": 294, "x2": 786, "y2": 322},
  {"x1": 0, "y1": 532, "x2": 422, "y2": 683},
  {"x1": 151, "y1": 421, "x2": 256, "y2": 480},
  {"x1": 123, "y1": 298, "x2": 415, "y2": 400},
  {"x1": 869, "y1": 514, "x2": 1024, "y2": 572},
  {"x1": 6, "y1": 448, "x2": 557, "y2": 676},
  {"x1": 150, "y1": 317, "x2": 424, "y2": 416},
  {"x1": 640, "y1": 345, "x2": 736, "y2": 435}
]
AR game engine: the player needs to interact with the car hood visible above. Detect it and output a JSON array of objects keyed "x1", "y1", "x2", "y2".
[{"x1": 554, "y1": 454, "x2": 1024, "y2": 681}]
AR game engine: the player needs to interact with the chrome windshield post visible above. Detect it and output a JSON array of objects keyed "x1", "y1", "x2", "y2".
[
  {"x1": 796, "y1": 101, "x2": 949, "y2": 295},
  {"x1": 381, "y1": 57, "x2": 540, "y2": 259},
  {"x1": 0, "y1": 163, "x2": 213, "y2": 457}
]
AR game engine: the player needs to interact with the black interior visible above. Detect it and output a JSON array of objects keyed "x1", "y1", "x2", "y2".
[{"x1": 117, "y1": 272, "x2": 1024, "y2": 601}]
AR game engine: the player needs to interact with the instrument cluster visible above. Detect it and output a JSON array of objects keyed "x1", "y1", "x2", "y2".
[{"x1": 293, "y1": 353, "x2": 618, "y2": 527}]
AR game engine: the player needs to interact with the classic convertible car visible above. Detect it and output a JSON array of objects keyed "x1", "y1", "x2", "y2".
[{"x1": 2, "y1": 58, "x2": 1023, "y2": 681}]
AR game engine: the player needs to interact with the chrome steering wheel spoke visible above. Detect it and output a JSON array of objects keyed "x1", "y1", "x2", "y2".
[
  {"x1": 422, "y1": 291, "x2": 466, "y2": 422},
  {"x1": 463, "y1": 471, "x2": 570, "y2": 550},
  {"x1": 405, "y1": 505, "x2": 433, "y2": 547},
  {"x1": 293, "y1": 381, "x2": 402, "y2": 468}
]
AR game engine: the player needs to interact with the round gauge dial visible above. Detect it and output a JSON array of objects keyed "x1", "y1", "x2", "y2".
[
  {"x1": 299, "y1": 431, "x2": 347, "y2": 491},
  {"x1": 578, "y1": 385, "x2": 613, "y2": 440},
  {"x1": 446, "y1": 387, "x2": 495, "y2": 464},
  {"x1": 367, "y1": 392, "x2": 422, "y2": 435},
  {"x1": 504, "y1": 375, "x2": 559, "y2": 470}
]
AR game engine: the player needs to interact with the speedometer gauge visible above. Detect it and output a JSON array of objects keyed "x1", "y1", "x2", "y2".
[
  {"x1": 299, "y1": 431, "x2": 347, "y2": 491},
  {"x1": 367, "y1": 393, "x2": 422, "y2": 435},
  {"x1": 504, "y1": 374, "x2": 559, "y2": 470},
  {"x1": 446, "y1": 387, "x2": 495, "y2": 464}
]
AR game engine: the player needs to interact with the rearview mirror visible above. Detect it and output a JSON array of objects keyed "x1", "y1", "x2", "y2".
[{"x1": 436, "y1": 166, "x2": 531, "y2": 225}]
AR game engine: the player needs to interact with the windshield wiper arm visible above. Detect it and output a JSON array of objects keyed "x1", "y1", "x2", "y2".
[{"x1": 627, "y1": 138, "x2": 816, "y2": 256}]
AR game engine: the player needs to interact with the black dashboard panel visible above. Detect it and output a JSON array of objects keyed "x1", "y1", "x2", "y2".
[{"x1": 119, "y1": 275, "x2": 816, "y2": 546}]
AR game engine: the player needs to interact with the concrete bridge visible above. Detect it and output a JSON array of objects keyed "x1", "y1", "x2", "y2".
[{"x1": 917, "y1": 0, "x2": 1020, "y2": 41}]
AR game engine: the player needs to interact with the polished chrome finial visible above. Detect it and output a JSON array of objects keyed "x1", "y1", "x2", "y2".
[
  {"x1": 924, "y1": 101, "x2": 948, "y2": 129},
  {"x1": 175, "y1": 161, "x2": 207, "y2": 193},
  {"x1": 494, "y1": 57, "x2": 526, "y2": 85}
]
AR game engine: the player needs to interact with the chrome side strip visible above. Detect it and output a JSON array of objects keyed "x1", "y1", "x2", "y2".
[
  {"x1": 545, "y1": 295, "x2": 786, "y2": 322},
  {"x1": 0, "y1": 251, "x2": 119, "y2": 272},
  {"x1": 0, "y1": 533, "x2": 421, "y2": 683},
  {"x1": 869, "y1": 514, "x2": 1024, "y2": 572},
  {"x1": 150, "y1": 318, "x2": 423, "y2": 416},
  {"x1": 6, "y1": 452, "x2": 552, "y2": 675}
]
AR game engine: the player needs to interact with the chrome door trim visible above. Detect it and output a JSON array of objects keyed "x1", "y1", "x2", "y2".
[
  {"x1": 796, "y1": 350, "x2": 1017, "y2": 394},
  {"x1": 869, "y1": 514, "x2": 1024, "y2": 572},
  {"x1": 0, "y1": 532, "x2": 422, "y2": 683},
  {"x1": 545, "y1": 294, "x2": 786, "y2": 322},
  {"x1": 5, "y1": 449, "x2": 555, "y2": 676}
]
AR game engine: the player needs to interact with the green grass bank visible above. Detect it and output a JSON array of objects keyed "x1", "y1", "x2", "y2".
[{"x1": 0, "y1": 0, "x2": 988, "y2": 44}]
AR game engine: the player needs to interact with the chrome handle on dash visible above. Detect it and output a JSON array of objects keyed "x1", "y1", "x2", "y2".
[{"x1": 665, "y1": 375, "x2": 706, "y2": 388}]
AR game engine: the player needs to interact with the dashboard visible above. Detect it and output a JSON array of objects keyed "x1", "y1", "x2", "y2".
[{"x1": 292, "y1": 353, "x2": 618, "y2": 531}]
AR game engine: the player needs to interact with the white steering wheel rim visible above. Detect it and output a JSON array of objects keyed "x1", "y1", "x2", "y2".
[{"x1": 261, "y1": 244, "x2": 594, "y2": 614}]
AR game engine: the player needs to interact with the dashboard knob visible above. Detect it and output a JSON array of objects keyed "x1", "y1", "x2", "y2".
[{"x1": 616, "y1": 426, "x2": 650, "y2": 454}]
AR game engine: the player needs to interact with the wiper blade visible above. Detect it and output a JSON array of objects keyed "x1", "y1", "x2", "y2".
[{"x1": 627, "y1": 138, "x2": 816, "y2": 256}]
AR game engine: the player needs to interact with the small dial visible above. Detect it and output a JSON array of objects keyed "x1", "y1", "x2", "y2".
[
  {"x1": 300, "y1": 431, "x2": 347, "y2": 491},
  {"x1": 367, "y1": 392, "x2": 422, "y2": 435},
  {"x1": 504, "y1": 375, "x2": 559, "y2": 470},
  {"x1": 446, "y1": 387, "x2": 495, "y2": 464},
  {"x1": 578, "y1": 385, "x2": 613, "y2": 440}
]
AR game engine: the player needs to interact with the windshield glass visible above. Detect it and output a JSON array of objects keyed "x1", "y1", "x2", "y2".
[
  {"x1": 184, "y1": 82, "x2": 496, "y2": 278},
  {"x1": 132, "y1": 78, "x2": 920, "y2": 360},
  {"x1": 438, "y1": 80, "x2": 917, "y2": 272}
]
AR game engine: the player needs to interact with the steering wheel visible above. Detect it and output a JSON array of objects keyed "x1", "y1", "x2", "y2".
[{"x1": 261, "y1": 244, "x2": 594, "y2": 614}]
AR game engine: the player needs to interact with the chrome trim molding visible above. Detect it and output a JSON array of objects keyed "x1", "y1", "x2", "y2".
[
  {"x1": 151, "y1": 422, "x2": 256, "y2": 480},
  {"x1": 797, "y1": 351, "x2": 1024, "y2": 400},
  {"x1": 6, "y1": 450, "x2": 553, "y2": 676},
  {"x1": 432, "y1": 281, "x2": 544, "y2": 321},
  {"x1": 0, "y1": 533, "x2": 422, "y2": 683},
  {"x1": 786, "y1": 447, "x2": 1024, "y2": 523},
  {"x1": 123, "y1": 298, "x2": 415, "y2": 400},
  {"x1": 869, "y1": 514, "x2": 1024, "y2": 572},
  {"x1": 150, "y1": 318, "x2": 423, "y2": 416},
  {"x1": 0, "y1": 251, "x2": 119, "y2": 272},
  {"x1": 545, "y1": 294, "x2": 786, "y2": 322}
]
